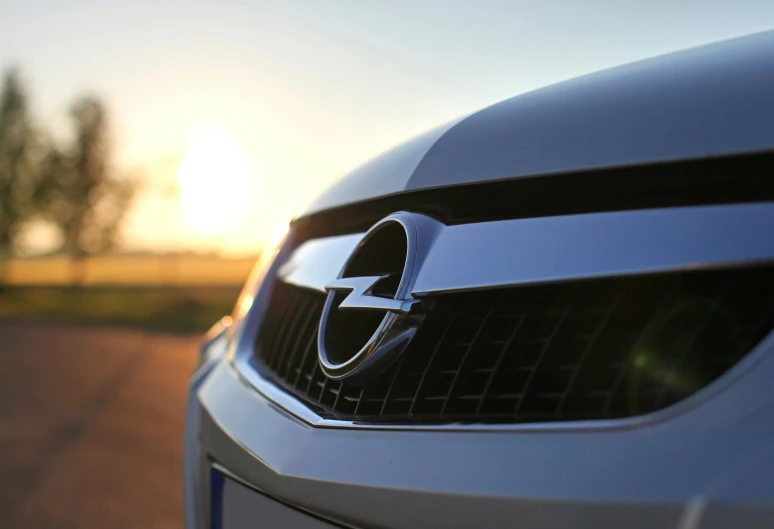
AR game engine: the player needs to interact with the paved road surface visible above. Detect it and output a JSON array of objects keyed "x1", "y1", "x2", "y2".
[{"x1": 0, "y1": 321, "x2": 199, "y2": 529}]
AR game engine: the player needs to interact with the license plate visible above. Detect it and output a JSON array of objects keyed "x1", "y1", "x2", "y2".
[{"x1": 211, "y1": 468, "x2": 335, "y2": 529}]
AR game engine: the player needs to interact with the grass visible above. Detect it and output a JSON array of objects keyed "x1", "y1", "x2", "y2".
[
  {"x1": 2, "y1": 254, "x2": 257, "y2": 286},
  {"x1": 0, "y1": 285, "x2": 242, "y2": 334}
]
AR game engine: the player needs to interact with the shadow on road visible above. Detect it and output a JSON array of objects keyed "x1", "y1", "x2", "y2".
[{"x1": 0, "y1": 321, "x2": 198, "y2": 529}]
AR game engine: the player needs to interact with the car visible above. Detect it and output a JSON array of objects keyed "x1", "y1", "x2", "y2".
[{"x1": 184, "y1": 30, "x2": 774, "y2": 529}]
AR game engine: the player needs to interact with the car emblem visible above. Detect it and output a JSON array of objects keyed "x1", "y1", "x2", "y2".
[{"x1": 317, "y1": 212, "x2": 442, "y2": 381}]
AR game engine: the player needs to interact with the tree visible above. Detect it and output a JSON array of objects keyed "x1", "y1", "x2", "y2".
[
  {"x1": 40, "y1": 97, "x2": 135, "y2": 283},
  {"x1": 0, "y1": 68, "x2": 37, "y2": 261}
]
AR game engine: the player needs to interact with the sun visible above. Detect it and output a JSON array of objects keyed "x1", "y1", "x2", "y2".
[{"x1": 177, "y1": 127, "x2": 254, "y2": 234}]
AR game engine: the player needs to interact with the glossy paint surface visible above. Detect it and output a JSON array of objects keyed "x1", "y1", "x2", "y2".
[{"x1": 303, "y1": 31, "x2": 774, "y2": 216}]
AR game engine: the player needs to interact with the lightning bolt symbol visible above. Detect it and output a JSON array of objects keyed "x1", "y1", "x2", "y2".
[{"x1": 325, "y1": 276, "x2": 417, "y2": 314}]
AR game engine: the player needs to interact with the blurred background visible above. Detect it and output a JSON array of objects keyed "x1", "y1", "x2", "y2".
[
  {"x1": 4, "y1": 0, "x2": 774, "y2": 331},
  {"x1": 2, "y1": 1, "x2": 774, "y2": 528}
]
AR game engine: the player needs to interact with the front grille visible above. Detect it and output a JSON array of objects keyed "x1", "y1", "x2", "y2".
[{"x1": 255, "y1": 267, "x2": 774, "y2": 424}]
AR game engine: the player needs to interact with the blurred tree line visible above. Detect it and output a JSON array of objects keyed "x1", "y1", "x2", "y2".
[{"x1": 0, "y1": 68, "x2": 134, "y2": 281}]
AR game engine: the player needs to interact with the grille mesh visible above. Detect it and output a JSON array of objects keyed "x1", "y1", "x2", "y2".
[{"x1": 255, "y1": 267, "x2": 774, "y2": 424}]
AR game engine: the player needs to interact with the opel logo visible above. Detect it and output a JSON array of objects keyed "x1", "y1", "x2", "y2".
[{"x1": 317, "y1": 212, "x2": 442, "y2": 381}]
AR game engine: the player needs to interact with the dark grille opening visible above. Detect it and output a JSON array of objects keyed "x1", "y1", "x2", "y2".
[
  {"x1": 293, "y1": 153, "x2": 774, "y2": 241},
  {"x1": 254, "y1": 267, "x2": 774, "y2": 424}
]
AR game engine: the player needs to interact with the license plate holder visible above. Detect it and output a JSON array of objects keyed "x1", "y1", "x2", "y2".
[{"x1": 211, "y1": 468, "x2": 337, "y2": 529}]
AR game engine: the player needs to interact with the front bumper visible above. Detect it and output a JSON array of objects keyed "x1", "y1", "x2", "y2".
[{"x1": 185, "y1": 328, "x2": 774, "y2": 529}]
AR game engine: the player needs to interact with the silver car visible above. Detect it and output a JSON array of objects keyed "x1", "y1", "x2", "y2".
[{"x1": 185, "y1": 31, "x2": 774, "y2": 529}]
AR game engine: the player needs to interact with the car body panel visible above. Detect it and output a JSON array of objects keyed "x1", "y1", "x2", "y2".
[
  {"x1": 187, "y1": 326, "x2": 774, "y2": 528},
  {"x1": 305, "y1": 119, "x2": 462, "y2": 215},
  {"x1": 185, "y1": 30, "x2": 774, "y2": 529},
  {"x1": 301, "y1": 30, "x2": 774, "y2": 217}
]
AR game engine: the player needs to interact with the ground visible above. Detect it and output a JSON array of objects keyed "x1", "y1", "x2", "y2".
[
  {"x1": 0, "y1": 321, "x2": 198, "y2": 529},
  {"x1": 0, "y1": 286, "x2": 240, "y2": 333}
]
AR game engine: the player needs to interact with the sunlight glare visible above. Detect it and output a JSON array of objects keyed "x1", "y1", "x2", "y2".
[
  {"x1": 268, "y1": 220, "x2": 290, "y2": 248},
  {"x1": 177, "y1": 127, "x2": 255, "y2": 235}
]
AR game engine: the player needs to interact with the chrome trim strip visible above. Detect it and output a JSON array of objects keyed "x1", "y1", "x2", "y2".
[
  {"x1": 231, "y1": 201, "x2": 774, "y2": 431},
  {"x1": 280, "y1": 203, "x2": 774, "y2": 296},
  {"x1": 278, "y1": 234, "x2": 361, "y2": 293}
]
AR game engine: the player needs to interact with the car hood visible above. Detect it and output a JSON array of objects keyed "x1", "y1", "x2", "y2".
[{"x1": 303, "y1": 30, "x2": 774, "y2": 217}]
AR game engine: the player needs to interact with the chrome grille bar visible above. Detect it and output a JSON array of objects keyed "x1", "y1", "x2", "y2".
[{"x1": 279, "y1": 203, "x2": 774, "y2": 296}]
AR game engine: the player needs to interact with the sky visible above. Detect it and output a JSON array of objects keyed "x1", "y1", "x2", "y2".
[{"x1": 2, "y1": 0, "x2": 774, "y2": 255}]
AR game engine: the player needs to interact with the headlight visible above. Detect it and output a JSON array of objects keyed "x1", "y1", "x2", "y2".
[
  {"x1": 196, "y1": 220, "x2": 291, "y2": 371},
  {"x1": 196, "y1": 316, "x2": 232, "y2": 371},
  {"x1": 225, "y1": 220, "x2": 291, "y2": 362}
]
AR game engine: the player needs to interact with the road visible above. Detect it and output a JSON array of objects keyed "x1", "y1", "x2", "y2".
[{"x1": 0, "y1": 321, "x2": 199, "y2": 529}]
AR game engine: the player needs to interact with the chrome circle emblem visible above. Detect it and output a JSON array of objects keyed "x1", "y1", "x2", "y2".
[{"x1": 318, "y1": 212, "x2": 441, "y2": 381}]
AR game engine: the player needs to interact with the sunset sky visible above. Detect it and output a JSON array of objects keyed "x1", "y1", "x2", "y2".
[{"x1": 3, "y1": 0, "x2": 774, "y2": 255}]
